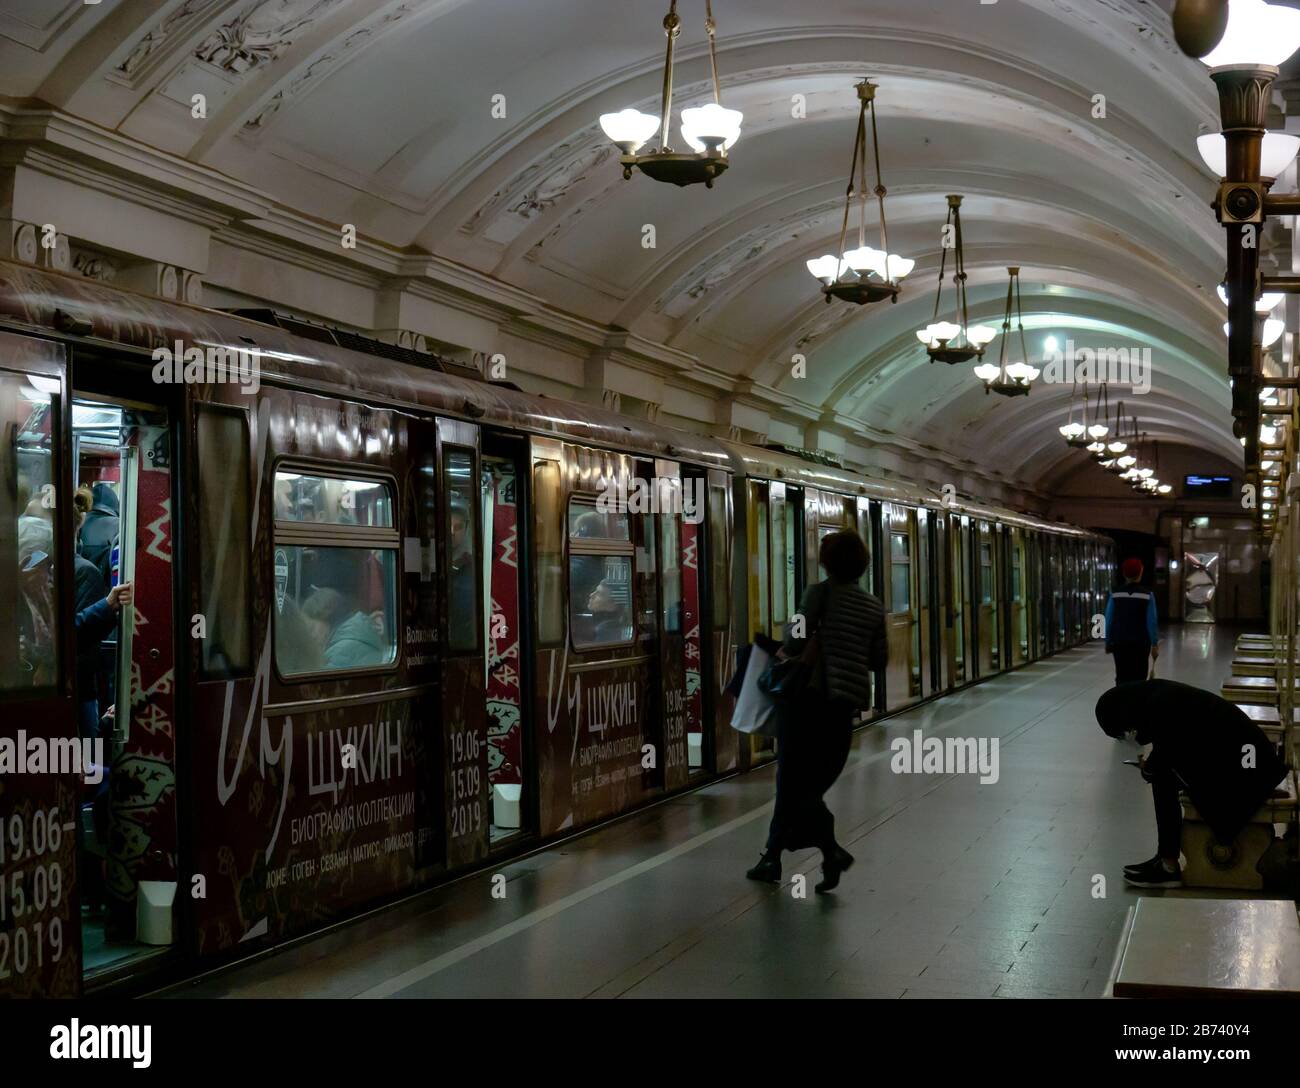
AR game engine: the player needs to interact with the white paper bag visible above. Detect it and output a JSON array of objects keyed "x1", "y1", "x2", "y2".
[{"x1": 731, "y1": 644, "x2": 778, "y2": 736}]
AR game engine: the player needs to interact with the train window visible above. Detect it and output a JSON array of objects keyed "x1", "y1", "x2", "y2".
[
  {"x1": 534, "y1": 460, "x2": 563, "y2": 645},
  {"x1": 917, "y1": 517, "x2": 929, "y2": 604},
  {"x1": 755, "y1": 494, "x2": 771, "y2": 634},
  {"x1": 274, "y1": 470, "x2": 393, "y2": 527},
  {"x1": 197, "y1": 406, "x2": 251, "y2": 677},
  {"x1": 1012, "y1": 546, "x2": 1022, "y2": 601},
  {"x1": 890, "y1": 530, "x2": 910, "y2": 613},
  {"x1": 771, "y1": 493, "x2": 787, "y2": 624},
  {"x1": 709, "y1": 483, "x2": 728, "y2": 628},
  {"x1": 981, "y1": 542, "x2": 994, "y2": 604},
  {"x1": 444, "y1": 448, "x2": 480, "y2": 653},
  {"x1": 569, "y1": 495, "x2": 634, "y2": 649},
  {"x1": 2, "y1": 369, "x2": 60, "y2": 692},
  {"x1": 273, "y1": 468, "x2": 399, "y2": 678}
]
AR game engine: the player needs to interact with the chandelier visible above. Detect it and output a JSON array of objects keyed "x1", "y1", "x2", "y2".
[
  {"x1": 916, "y1": 195, "x2": 998, "y2": 364},
  {"x1": 598, "y1": 1, "x2": 742, "y2": 188},
  {"x1": 1058, "y1": 374, "x2": 1093, "y2": 447},
  {"x1": 806, "y1": 80, "x2": 914, "y2": 305},
  {"x1": 973, "y1": 267, "x2": 1039, "y2": 396}
]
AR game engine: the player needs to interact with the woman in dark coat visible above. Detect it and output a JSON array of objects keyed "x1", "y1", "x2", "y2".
[
  {"x1": 1095, "y1": 679, "x2": 1289, "y2": 887},
  {"x1": 746, "y1": 530, "x2": 887, "y2": 892}
]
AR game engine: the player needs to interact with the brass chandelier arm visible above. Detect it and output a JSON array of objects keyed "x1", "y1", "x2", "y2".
[
  {"x1": 704, "y1": 0, "x2": 722, "y2": 105},
  {"x1": 953, "y1": 200, "x2": 971, "y2": 337},
  {"x1": 996, "y1": 273, "x2": 1014, "y2": 375},
  {"x1": 867, "y1": 89, "x2": 892, "y2": 277},
  {"x1": 1014, "y1": 268, "x2": 1029, "y2": 371},
  {"x1": 833, "y1": 102, "x2": 865, "y2": 274},
  {"x1": 930, "y1": 206, "x2": 951, "y2": 325},
  {"x1": 658, "y1": 2, "x2": 682, "y2": 152}
]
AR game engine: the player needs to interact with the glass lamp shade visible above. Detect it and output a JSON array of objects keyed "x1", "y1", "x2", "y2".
[
  {"x1": 1157, "y1": 483, "x2": 1172, "y2": 495},
  {"x1": 843, "y1": 246, "x2": 887, "y2": 275},
  {"x1": 1059, "y1": 421, "x2": 1087, "y2": 440},
  {"x1": 806, "y1": 255, "x2": 844, "y2": 284},
  {"x1": 1222, "y1": 319, "x2": 1285, "y2": 346},
  {"x1": 1218, "y1": 284, "x2": 1285, "y2": 312},
  {"x1": 1137, "y1": 467, "x2": 1154, "y2": 479},
  {"x1": 918, "y1": 321, "x2": 963, "y2": 348},
  {"x1": 1201, "y1": 0, "x2": 1300, "y2": 68},
  {"x1": 1198, "y1": 132, "x2": 1300, "y2": 179},
  {"x1": 1107, "y1": 439, "x2": 1128, "y2": 454},
  {"x1": 881, "y1": 254, "x2": 915, "y2": 281},
  {"x1": 680, "y1": 103, "x2": 743, "y2": 152},
  {"x1": 1004, "y1": 362, "x2": 1039, "y2": 383},
  {"x1": 1087, "y1": 423, "x2": 1109, "y2": 439},
  {"x1": 600, "y1": 109, "x2": 661, "y2": 153},
  {"x1": 967, "y1": 325, "x2": 998, "y2": 347},
  {"x1": 1086, "y1": 441, "x2": 1107, "y2": 455},
  {"x1": 1117, "y1": 454, "x2": 1137, "y2": 468},
  {"x1": 972, "y1": 363, "x2": 1000, "y2": 382},
  {"x1": 1121, "y1": 468, "x2": 1139, "y2": 480}
]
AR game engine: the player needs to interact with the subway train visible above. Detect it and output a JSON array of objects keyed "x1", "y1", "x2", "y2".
[{"x1": 0, "y1": 259, "x2": 1114, "y2": 997}]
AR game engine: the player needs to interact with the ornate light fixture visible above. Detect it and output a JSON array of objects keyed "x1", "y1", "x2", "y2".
[
  {"x1": 806, "y1": 80, "x2": 914, "y2": 305},
  {"x1": 599, "y1": 1, "x2": 742, "y2": 188},
  {"x1": 974, "y1": 268, "x2": 1038, "y2": 396},
  {"x1": 916, "y1": 195, "x2": 997, "y2": 364},
  {"x1": 1058, "y1": 374, "x2": 1091, "y2": 447}
]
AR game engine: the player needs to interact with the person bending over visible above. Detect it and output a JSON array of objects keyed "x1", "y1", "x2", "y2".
[
  {"x1": 1104, "y1": 558, "x2": 1158, "y2": 685},
  {"x1": 1095, "y1": 679, "x2": 1287, "y2": 888}
]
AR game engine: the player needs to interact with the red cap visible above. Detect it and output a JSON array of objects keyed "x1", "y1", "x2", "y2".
[{"x1": 1121, "y1": 558, "x2": 1143, "y2": 580}]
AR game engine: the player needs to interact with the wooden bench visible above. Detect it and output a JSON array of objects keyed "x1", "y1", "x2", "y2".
[
  {"x1": 1237, "y1": 634, "x2": 1279, "y2": 649},
  {"x1": 1231, "y1": 656, "x2": 1300, "y2": 677},
  {"x1": 1182, "y1": 772, "x2": 1298, "y2": 890},
  {"x1": 1106, "y1": 897, "x2": 1300, "y2": 997},
  {"x1": 1221, "y1": 675, "x2": 1300, "y2": 704}
]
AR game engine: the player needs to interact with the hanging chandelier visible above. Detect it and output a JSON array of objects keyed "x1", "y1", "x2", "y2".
[
  {"x1": 1082, "y1": 382, "x2": 1111, "y2": 457},
  {"x1": 916, "y1": 195, "x2": 998, "y2": 364},
  {"x1": 1058, "y1": 373, "x2": 1091, "y2": 447},
  {"x1": 973, "y1": 267, "x2": 1039, "y2": 396},
  {"x1": 806, "y1": 79, "x2": 914, "y2": 305},
  {"x1": 598, "y1": 1, "x2": 742, "y2": 188}
]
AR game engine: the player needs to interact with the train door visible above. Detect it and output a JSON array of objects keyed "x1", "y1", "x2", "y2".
[
  {"x1": 977, "y1": 520, "x2": 996, "y2": 675},
  {"x1": 68, "y1": 372, "x2": 180, "y2": 985},
  {"x1": 654, "y1": 461, "x2": 690, "y2": 792},
  {"x1": 934, "y1": 511, "x2": 952, "y2": 692},
  {"x1": 706, "y1": 470, "x2": 736, "y2": 773},
  {"x1": 1010, "y1": 528, "x2": 1028, "y2": 666},
  {"x1": 768, "y1": 481, "x2": 793, "y2": 643},
  {"x1": 917, "y1": 507, "x2": 934, "y2": 698},
  {"x1": 680, "y1": 469, "x2": 707, "y2": 774},
  {"x1": 742, "y1": 479, "x2": 773, "y2": 764},
  {"x1": 883, "y1": 504, "x2": 917, "y2": 709},
  {"x1": 0, "y1": 335, "x2": 81, "y2": 997},
  {"x1": 856, "y1": 497, "x2": 881, "y2": 715},
  {"x1": 481, "y1": 435, "x2": 533, "y2": 847},
  {"x1": 950, "y1": 514, "x2": 967, "y2": 684}
]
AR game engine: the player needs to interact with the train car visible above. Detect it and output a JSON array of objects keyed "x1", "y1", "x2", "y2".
[{"x1": 0, "y1": 260, "x2": 1111, "y2": 998}]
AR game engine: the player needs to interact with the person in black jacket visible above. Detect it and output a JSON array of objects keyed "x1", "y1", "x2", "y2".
[
  {"x1": 1095, "y1": 679, "x2": 1289, "y2": 887},
  {"x1": 79, "y1": 481, "x2": 120, "y2": 586},
  {"x1": 747, "y1": 530, "x2": 887, "y2": 892}
]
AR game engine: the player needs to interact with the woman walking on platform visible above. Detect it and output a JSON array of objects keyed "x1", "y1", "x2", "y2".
[{"x1": 746, "y1": 530, "x2": 887, "y2": 893}]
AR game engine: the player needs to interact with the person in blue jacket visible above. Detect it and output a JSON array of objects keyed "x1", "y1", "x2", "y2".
[{"x1": 1104, "y1": 558, "x2": 1158, "y2": 685}]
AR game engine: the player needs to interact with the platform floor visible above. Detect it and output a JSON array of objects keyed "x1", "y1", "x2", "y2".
[{"x1": 168, "y1": 625, "x2": 1244, "y2": 1000}]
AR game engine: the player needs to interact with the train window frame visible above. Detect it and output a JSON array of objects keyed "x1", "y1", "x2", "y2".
[
  {"x1": 567, "y1": 492, "x2": 636, "y2": 652},
  {"x1": 196, "y1": 402, "x2": 253, "y2": 680},
  {"x1": 442, "y1": 444, "x2": 482, "y2": 656},
  {"x1": 889, "y1": 528, "x2": 911, "y2": 614},
  {"x1": 270, "y1": 459, "x2": 401, "y2": 683}
]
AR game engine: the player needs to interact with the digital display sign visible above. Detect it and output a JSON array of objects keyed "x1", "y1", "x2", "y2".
[{"x1": 1184, "y1": 474, "x2": 1232, "y2": 498}]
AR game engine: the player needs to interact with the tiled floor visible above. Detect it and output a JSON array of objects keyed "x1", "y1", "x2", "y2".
[{"x1": 166, "y1": 624, "x2": 1240, "y2": 999}]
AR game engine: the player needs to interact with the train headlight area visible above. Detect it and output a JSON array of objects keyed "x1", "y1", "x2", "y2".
[{"x1": 2, "y1": 0, "x2": 1300, "y2": 1067}]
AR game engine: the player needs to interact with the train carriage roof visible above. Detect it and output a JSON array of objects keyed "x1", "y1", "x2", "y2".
[{"x1": 0, "y1": 260, "x2": 1105, "y2": 544}]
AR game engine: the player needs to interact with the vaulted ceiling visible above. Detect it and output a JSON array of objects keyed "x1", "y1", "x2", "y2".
[{"x1": 0, "y1": 0, "x2": 1269, "y2": 491}]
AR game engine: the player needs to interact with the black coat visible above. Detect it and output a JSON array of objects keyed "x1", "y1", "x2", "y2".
[{"x1": 1095, "y1": 680, "x2": 1288, "y2": 843}]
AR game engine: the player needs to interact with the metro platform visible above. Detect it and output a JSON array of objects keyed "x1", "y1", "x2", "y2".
[{"x1": 161, "y1": 627, "x2": 1241, "y2": 1000}]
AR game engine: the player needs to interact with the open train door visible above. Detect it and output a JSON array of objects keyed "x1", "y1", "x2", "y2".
[{"x1": 0, "y1": 333, "x2": 80, "y2": 997}]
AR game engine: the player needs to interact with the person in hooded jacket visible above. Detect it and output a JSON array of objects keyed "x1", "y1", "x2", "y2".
[
  {"x1": 79, "y1": 481, "x2": 120, "y2": 586},
  {"x1": 746, "y1": 530, "x2": 887, "y2": 893},
  {"x1": 1095, "y1": 679, "x2": 1289, "y2": 887}
]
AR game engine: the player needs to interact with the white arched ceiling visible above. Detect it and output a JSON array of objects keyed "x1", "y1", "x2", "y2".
[{"x1": 1, "y1": 0, "x2": 1247, "y2": 490}]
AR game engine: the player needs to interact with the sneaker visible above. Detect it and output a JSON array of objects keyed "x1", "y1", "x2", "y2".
[
  {"x1": 1123, "y1": 859, "x2": 1182, "y2": 888},
  {"x1": 1123, "y1": 854, "x2": 1161, "y2": 874}
]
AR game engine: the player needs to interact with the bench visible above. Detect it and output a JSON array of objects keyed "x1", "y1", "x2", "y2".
[
  {"x1": 1237, "y1": 634, "x2": 1279, "y2": 650},
  {"x1": 1221, "y1": 675, "x2": 1300, "y2": 704},
  {"x1": 1181, "y1": 771, "x2": 1297, "y2": 890},
  {"x1": 1106, "y1": 897, "x2": 1300, "y2": 997},
  {"x1": 1232, "y1": 656, "x2": 1300, "y2": 677}
]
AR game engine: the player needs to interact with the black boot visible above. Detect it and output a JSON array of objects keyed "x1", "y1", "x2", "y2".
[
  {"x1": 815, "y1": 844, "x2": 853, "y2": 894},
  {"x1": 746, "y1": 852, "x2": 782, "y2": 883}
]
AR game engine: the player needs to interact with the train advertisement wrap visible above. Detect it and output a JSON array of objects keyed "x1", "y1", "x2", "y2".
[{"x1": 193, "y1": 678, "x2": 427, "y2": 952}]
